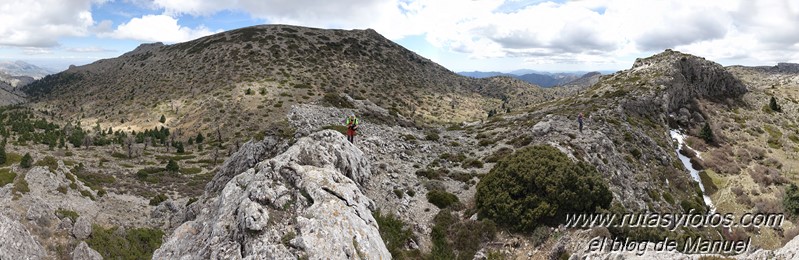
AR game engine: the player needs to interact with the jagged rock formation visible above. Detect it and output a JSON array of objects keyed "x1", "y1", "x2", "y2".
[
  {"x1": 622, "y1": 50, "x2": 747, "y2": 118},
  {"x1": 154, "y1": 130, "x2": 390, "y2": 259},
  {"x1": 0, "y1": 213, "x2": 47, "y2": 259},
  {"x1": 205, "y1": 136, "x2": 289, "y2": 195}
]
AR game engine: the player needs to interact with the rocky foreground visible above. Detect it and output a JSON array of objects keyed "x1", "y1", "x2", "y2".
[{"x1": 154, "y1": 130, "x2": 390, "y2": 259}]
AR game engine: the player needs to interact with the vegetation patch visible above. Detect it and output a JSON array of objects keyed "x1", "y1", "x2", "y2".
[
  {"x1": 374, "y1": 211, "x2": 419, "y2": 259},
  {"x1": 55, "y1": 208, "x2": 79, "y2": 222},
  {"x1": 484, "y1": 147, "x2": 513, "y2": 163},
  {"x1": 0, "y1": 167, "x2": 17, "y2": 188},
  {"x1": 149, "y1": 194, "x2": 168, "y2": 206},
  {"x1": 429, "y1": 209, "x2": 497, "y2": 260},
  {"x1": 476, "y1": 145, "x2": 612, "y2": 231},
  {"x1": 34, "y1": 155, "x2": 59, "y2": 172},
  {"x1": 427, "y1": 190, "x2": 461, "y2": 209},
  {"x1": 179, "y1": 167, "x2": 203, "y2": 175},
  {"x1": 86, "y1": 225, "x2": 164, "y2": 260}
]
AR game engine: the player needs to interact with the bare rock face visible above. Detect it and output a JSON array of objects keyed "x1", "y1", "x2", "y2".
[
  {"x1": 153, "y1": 130, "x2": 390, "y2": 259},
  {"x1": 72, "y1": 216, "x2": 92, "y2": 240},
  {"x1": 205, "y1": 136, "x2": 288, "y2": 195},
  {"x1": 0, "y1": 214, "x2": 47, "y2": 259},
  {"x1": 71, "y1": 241, "x2": 102, "y2": 260}
]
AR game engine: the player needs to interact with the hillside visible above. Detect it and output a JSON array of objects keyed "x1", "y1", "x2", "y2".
[{"x1": 22, "y1": 25, "x2": 552, "y2": 141}]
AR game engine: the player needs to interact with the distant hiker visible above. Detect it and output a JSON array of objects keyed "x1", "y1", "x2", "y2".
[
  {"x1": 346, "y1": 114, "x2": 359, "y2": 143},
  {"x1": 578, "y1": 113, "x2": 584, "y2": 133}
]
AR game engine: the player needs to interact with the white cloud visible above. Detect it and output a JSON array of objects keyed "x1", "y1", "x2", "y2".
[
  {"x1": 103, "y1": 15, "x2": 219, "y2": 43},
  {"x1": 66, "y1": 46, "x2": 116, "y2": 53},
  {"x1": 0, "y1": 0, "x2": 106, "y2": 47}
]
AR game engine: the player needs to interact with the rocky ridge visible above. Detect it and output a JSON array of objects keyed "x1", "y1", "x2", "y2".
[{"x1": 153, "y1": 130, "x2": 390, "y2": 259}]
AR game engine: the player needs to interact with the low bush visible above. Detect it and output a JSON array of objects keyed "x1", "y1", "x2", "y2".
[
  {"x1": 149, "y1": 194, "x2": 168, "y2": 206},
  {"x1": 749, "y1": 165, "x2": 788, "y2": 187},
  {"x1": 427, "y1": 190, "x2": 460, "y2": 209},
  {"x1": 484, "y1": 147, "x2": 513, "y2": 163},
  {"x1": 476, "y1": 145, "x2": 612, "y2": 231},
  {"x1": 429, "y1": 209, "x2": 496, "y2": 260},
  {"x1": 462, "y1": 158, "x2": 483, "y2": 169},
  {"x1": 34, "y1": 156, "x2": 59, "y2": 172},
  {"x1": 374, "y1": 211, "x2": 418, "y2": 259},
  {"x1": 0, "y1": 168, "x2": 16, "y2": 187},
  {"x1": 55, "y1": 209, "x2": 79, "y2": 222},
  {"x1": 783, "y1": 184, "x2": 799, "y2": 216},
  {"x1": 425, "y1": 132, "x2": 440, "y2": 141}
]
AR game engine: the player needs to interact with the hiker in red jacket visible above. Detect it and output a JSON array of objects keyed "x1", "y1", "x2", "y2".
[{"x1": 346, "y1": 114, "x2": 359, "y2": 143}]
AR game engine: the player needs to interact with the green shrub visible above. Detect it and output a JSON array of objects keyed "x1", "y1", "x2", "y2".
[
  {"x1": 13, "y1": 176, "x2": 29, "y2": 195},
  {"x1": 784, "y1": 184, "x2": 799, "y2": 216},
  {"x1": 34, "y1": 156, "x2": 59, "y2": 172},
  {"x1": 427, "y1": 190, "x2": 460, "y2": 209},
  {"x1": 485, "y1": 147, "x2": 513, "y2": 163},
  {"x1": 0, "y1": 146, "x2": 5, "y2": 165},
  {"x1": 462, "y1": 158, "x2": 484, "y2": 169},
  {"x1": 393, "y1": 189, "x2": 404, "y2": 198},
  {"x1": 165, "y1": 159, "x2": 179, "y2": 172},
  {"x1": 86, "y1": 225, "x2": 164, "y2": 260},
  {"x1": 699, "y1": 123, "x2": 714, "y2": 144},
  {"x1": 374, "y1": 211, "x2": 417, "y2": 258},
  {"x1": 425, "y1": 132, "x2": 440, "y2": 141},
  {"x1": 20, "y1": 153, "x2": 32, "y2": 168},
  {"x1": 149, "y1": 194, "x2": 168, "y2": 206},
  {"x1": 769, "y1": 96, "x2": 782, "y2": 112},
  {"x1": 429, "y1": 209, "x2": 496, "y2": 260},
  {"x1": 476, "y1": 145, "x2": 612, "y2": 231},
  {"x1": 0, "y1": 168, "x2": 15, "y2": 187},
  {"x1": 663, "y1": 192, "x2": 675, "y2": 204},
  {"x1": 56, "y1": 209, "x2": 79, "y2": 222}
]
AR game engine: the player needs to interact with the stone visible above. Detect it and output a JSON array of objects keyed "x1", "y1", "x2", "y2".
[
  {"x1": 71, "y1": 241, "x2": 102, "y2": 260},
  {"x1": 72, "y1": 216, "x2": 92, "y2": 240},
  {"x1": 153, "y1": 130, "x2": 390, "y2": 259},
  {"x1": 58, "y1": 218, "x2": 73, "y2": 231},
  {"x1": 0, "y1": 214, "x2": 47, "y2": 259},
  {"x1": 532, "y1": 121, "x2": 551, "y2": 136}
]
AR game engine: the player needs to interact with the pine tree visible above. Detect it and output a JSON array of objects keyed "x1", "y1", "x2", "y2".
[
  {"x1": 769, "y1": 96, "x2": 782, "y2": 112},
  {"x1": 165, "y1": 159, "x2": 179, "y2": 172},
  {"x1": 0, "y1": 145, "x2": 6, "y2": 165},
  {"x1": 20, "y1": 153, "x2": 33, "y2": 168},
  {"x1": 699, "y1": 122, "x2": 714, "y2": 144},
  {"x1": 196, "y1": 133, "x2": 204, "y2": 143},
  {"x1": 159, "y1": 115, "x2": 166, "y2": 124},
  {"x1": 175, "y1": 142, "x2": 185, "y2": 154}
]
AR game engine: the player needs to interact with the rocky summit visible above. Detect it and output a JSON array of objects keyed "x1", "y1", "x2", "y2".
[
  {"x1": 154, "y1": 130, "x2": 389, "y2": 259},
  {"x1": 1, "y1": 24, "x2": 799, "y2": 260}
]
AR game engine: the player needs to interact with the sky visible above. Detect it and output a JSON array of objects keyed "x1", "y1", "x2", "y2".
[{"x1": 0, "y1": 0, "x2": 798, "y2": 73}]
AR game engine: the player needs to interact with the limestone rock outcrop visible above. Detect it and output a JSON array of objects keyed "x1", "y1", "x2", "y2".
[{"x1": 154, "y1": 130, "x2": 390, "y2": 259}]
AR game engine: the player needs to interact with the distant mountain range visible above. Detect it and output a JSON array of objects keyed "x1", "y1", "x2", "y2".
[
  {"x1": 458, "y1": 70, "x2": 608, "y2": 87},
  {"x1": 0, "y1": 60, "x2": 54, "y2": 79}
]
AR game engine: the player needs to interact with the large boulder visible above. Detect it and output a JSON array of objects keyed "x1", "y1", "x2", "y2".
[
  {"x1": 71, "y1": 241, "x2": 102, "y2": 260},
  {"x1": 72, "y1": 216, "x2": 92, "y2": 240},
  {"x1": 154, "y1": 130, "x2": 390, "y2": 259},
  {"x1": 0, "y1": 214, "x2": 47, "y2": 259}
]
